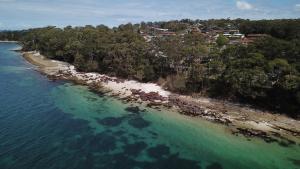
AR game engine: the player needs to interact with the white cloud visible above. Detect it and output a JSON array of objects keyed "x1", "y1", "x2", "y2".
[
  {"x1": 295, "y1": 4, "x2": 300, "y2": 11},
  {"x1": 236, "y1": 1, "x2": 253, "y2": 10}
]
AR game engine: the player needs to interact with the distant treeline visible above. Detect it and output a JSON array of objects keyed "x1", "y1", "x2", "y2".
[
  {"x1": 239, "y1": 19, "x2": 300, "y2": 40},
  {"x1": 141, "y1": 19, "x2": 300, "y2": 40},
  {"x1": 0, "y1": 19, "x2": 299, "y2": 118}
]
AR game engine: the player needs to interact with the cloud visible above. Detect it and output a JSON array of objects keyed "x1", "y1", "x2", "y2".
[
  {"x1": 295, "y1": 4, "x2": 300, "y2": 11},
  {"x1": 236, "y1": 1, "x2": 253, "y2": 10}
]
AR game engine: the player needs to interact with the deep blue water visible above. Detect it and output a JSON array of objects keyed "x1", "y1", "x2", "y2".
[{"x1": 0, "y1": 43, "x2": 299, "y2": 169}]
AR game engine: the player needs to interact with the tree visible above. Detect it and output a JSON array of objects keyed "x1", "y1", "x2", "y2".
[
  {"x1": 187, "y1": 63, "x2": 207, "y2": 91},
  {"x1": 74, "y1": 53, "x2": 86, "y2": 71},
  {"x1": 267, "y1": 58, "x2": 292, "y2": 84},
  {"x1": 216, "y1": 34, "x2": 229, "y2": 47}
]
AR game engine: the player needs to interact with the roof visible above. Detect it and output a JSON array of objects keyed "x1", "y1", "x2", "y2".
[
  {"x1": 150, "y1": 27, "x2": 169, "y2": 32},
  {"x1": 247, "y1": 34, "x2": 269, "y2": 38},
  {"x1": 159, "y1": 31, "x2": 176, "y2": 36}
]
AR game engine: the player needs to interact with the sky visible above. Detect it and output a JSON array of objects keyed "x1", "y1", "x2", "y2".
[{"x1": 0, "y1": 0, "x2": 299, "y2": 30}]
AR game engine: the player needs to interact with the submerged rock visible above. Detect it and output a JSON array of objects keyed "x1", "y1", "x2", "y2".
[
  {"x1": 206, "y1": 162, "x2": 223, "y2": 169},
  {"x1": 147, "y1": 144, "x2": 170, "y2": 159},
  {"x1": 128, "y1": 117, "x2": 151, "y2": 129},
  {"x1": 96, "y1": 117, "x2": 124, "y2": 127},
  {"x1": 289, "y1": 158, "x2": 300, "y2": 167},
  {"x1": 125, "y1": 106, "x2": 141, "y2": 114}
]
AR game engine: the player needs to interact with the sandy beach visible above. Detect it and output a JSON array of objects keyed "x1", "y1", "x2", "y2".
[
  {"x1": 22, "y1": 51, "x2": 300, "y2": 145},
  {"x1": 0, "y1": 41, "x2": 19, "y2": 43},
  {"x1": 23, "y1": 52, "x2": 70, "y2": 75}
]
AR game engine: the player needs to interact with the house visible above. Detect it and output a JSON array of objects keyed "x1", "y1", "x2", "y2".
[
  {"x1": 223, "y1": 30, "x2": 244, "y2": 39},
  {"x1": 241, "y1": 34, "x2": 270, "y2": 45},
  {"x1": 227, "y1": 29, "x2": 240, "y2": 34},
  {"x1": 149, "y1": 26, "x2": 169, "y2": 34},
  {"x1": 187, "y1": 25, "x2": 201, "y2": 34},
  {"x1": 139, "y1": 31, "x2": 155, "y2": 42},
  {"x1": 158, "y1": 31, "x2": 176, "y2": 37}
]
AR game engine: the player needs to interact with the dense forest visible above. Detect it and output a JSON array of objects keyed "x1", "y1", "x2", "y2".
[{"x1": 0, "y1": 19, "x2": 299, "y2": 118}]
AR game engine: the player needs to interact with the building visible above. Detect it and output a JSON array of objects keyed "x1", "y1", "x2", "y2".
[
  {"x1": 241, "y1": 34, "x2": 270, "y2": 45},
  {"x1": 158, "y1": 31, "x2": 176, "y2": 37},
  {"x1": 149, "y1": 26, "x2": 169, "y2": 34},
  {"x1": 223, "y1": 30, "x2": 245, "y2": 39}
]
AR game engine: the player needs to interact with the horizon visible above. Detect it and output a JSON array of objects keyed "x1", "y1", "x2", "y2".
[
  {"x1": 2, "y1": 18, "x2": 300, "y2": 31},
  {"x1": 1, "y1": 18, "x2": 300, "y2": 32},
  {"x1": 0, "y1": 0, "x2": 300, "y2": 30}
]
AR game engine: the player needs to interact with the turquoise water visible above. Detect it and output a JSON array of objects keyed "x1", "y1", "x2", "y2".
[{"x1": 0, "y1": 43, "x2": 299, "y2": 169}]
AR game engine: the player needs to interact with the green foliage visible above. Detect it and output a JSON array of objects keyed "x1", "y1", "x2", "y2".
[
  {"x1": 239, "y1": 19, "x2": 300, "y2": 40},
  {"x1": 216, "y1": 34, "x2": 229, "y2": 47},
  {"x1": 217, "y1": 39, "x2": 300, "y2": 117},
  {"x1": 158, "y1": 20, "x2": 189, "y2": 32},
  {"x1": 278, "y1": 75, "x2": 300, "y2": 90},
  {"x1": 0, "y1": 30, "x2": 25, "y2": 41},
  {"x1": 223, "y1": 53, "x2": 270, "y2": 98},
  {"x1": 166, "y1": 74, "x2": 187, "y2": 92},
  {"x1": 18, "y1": 25, "x2": 159, "y2": 81},
  {"x1": 74, "y1": 53, "x2": 86, "y2": 71}
]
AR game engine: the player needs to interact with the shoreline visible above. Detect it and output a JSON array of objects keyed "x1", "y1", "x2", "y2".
[
  {"x1": 0, "y1": 40, "x2": 19, "y2": 43},
  {"x1": 21, "y1": 51, "x2": 300, "y2": 146}
]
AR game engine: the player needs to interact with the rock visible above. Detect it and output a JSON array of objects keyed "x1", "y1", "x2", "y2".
[
  {"x1": 125, "y1": 106, "x2": 141, "y2": 114},
  {"x1": 233, "y1": 128, "x2": 280, "y2": 144}
]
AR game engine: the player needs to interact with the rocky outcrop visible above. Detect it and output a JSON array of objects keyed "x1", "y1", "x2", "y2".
[
  {"x1": 169, "y1": 95, "x2": 232, "y2": 125},
  {"x1": 131, "y1": 89, "x2": 168, "y2": 102},
  {"x1": 232, "y1": 128, "x2": 297, "y2": 147}
]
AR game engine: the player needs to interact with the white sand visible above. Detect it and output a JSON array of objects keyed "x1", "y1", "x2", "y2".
[
  {"x1": 63, "y1": 65, "x2": 170, "y2": 98},
  {"x1": 0, "y1": 41, "x2": 19, "y2": 43},
  {"x1": 105, "y1": 80, "x2": 170, "y2": 97},
  {"x1": 23, "y1": 51, "x2": 70, "y2": 75}
]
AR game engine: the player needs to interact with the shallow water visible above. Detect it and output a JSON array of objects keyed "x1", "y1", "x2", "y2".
[{"x1": 0, "y1": 43, "x2": 299, "y2": 169}]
